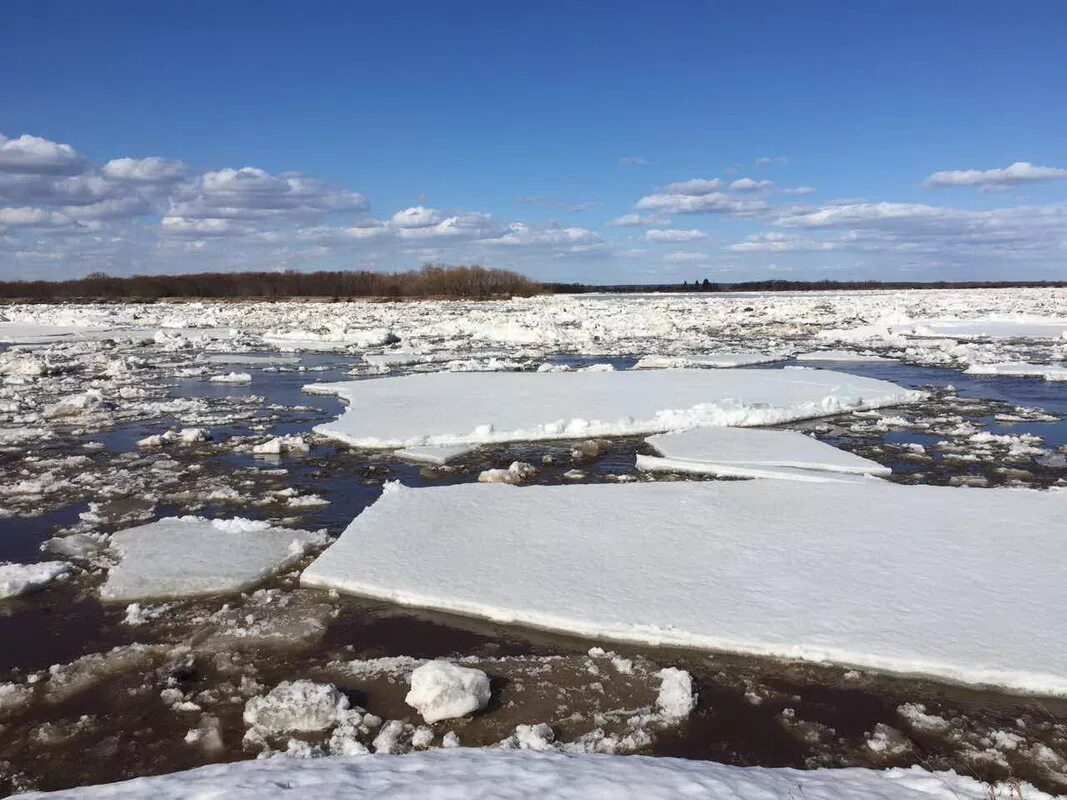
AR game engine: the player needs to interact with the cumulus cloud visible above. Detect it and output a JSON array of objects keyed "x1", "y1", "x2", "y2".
[
  {"x1": 484, "y1": 222, "x2": 603, "y2": 252},
  {"x1": 0, "y1": 134, "x2": 86, "y2": 175},
  {"x1": 645, "y1": 228, "x2": 708, "y2": 243},
  {"x1": 0, "y1": 206, "x2": 80, "y2": 230},
  {"x1": 634, "y1": 191, "x2": 768, "y2": 216},
  {"x1": 161, "y1": 216, "x2": 251, "y2": 237},
  {"x1": 102, "y1": 157, "x2": 188, "y2": 183},
  {"x1": 923, "y1": 161, "x2": 1067, "y2": 189},
  {"x1": 729, "y1": 177, "x2": 774, "y2": 192},
  {"x1": 663, "y1": 178, "x2": 724, "y2": 195}
]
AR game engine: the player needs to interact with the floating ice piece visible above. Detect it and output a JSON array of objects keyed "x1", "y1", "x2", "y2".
[
  {"x1": 638, "y1": 426, "x2": 891, "y2": 481},
  {"x1": 405, "y1": 661, "x2": 491, "y2": 723},
  {"x1": 198, "y1": 353, "x2": 300, "y2": 366},
  {"x1": 635, "y1": 352, "x2": 784, "y2": 369},
  {"x1": 100, "y1": 517, "x2": 326, "y2": 602},
  {"x1": 308, "y1": 369, "x2": 920, "y2": 449},
  {"x1": 0, "y1": 561, "x2": 69, "y2": 600},
  {"x1": 263, "y1": 328, "x2": 397, "y2": 352},
  {"x1": 393, "y1": 444, "x2": 477, "y2": 465},
  {"x1": 244, "y1": 681, "x2": 350, "y2": 733},
  {"x1": 478, "y1": 461, "x2": 536, "y2": 484},
  {"x1": 656, "y1": 668, "x2": 696, "y2": 720},
  {"x1": 303, "y1": 481, "x2": 1067, "y2": 695},
  {"x1": 209, "y1": 371, "x2": 252, "y2": 384},
  {"x1": 252, "y1": 434, "x2": 311, "y2": 455},
  {"x1": 964, "y1": 362, "x2": 1067, "y2": 381},
  {"x1": 16, "y1": 748, "x2": 1057, "y2": 799},
  {"x1": 796, "y1": 350, "x2": 897, "y2": 363}
]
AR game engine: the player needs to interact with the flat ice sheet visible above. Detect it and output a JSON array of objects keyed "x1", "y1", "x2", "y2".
[
  {"x1": 796, "y1": 349, "x2": 897, "y2": 363},
  {"x1": 640, "y1": 427, "x2": 892, "y2": 477},
  {"x1": 393, "y1": 444, "x2": 478, "y2": 465},
  {"x1": 965, "y1": 362, "x2": 1067, "y2": 381},
  {"x1": 634, "y1": 352, "x2": 783, "y2": 369},
  {"x1": 101, "y1": 517, "x2": 326, "y2": 602},
  {"x1": 308, "y1": 368, "x2": 919, "y2": 448},
  {"x1": 15, "y1": 749, "x2": 1054, "y2": 800},
  {"x1": 303, "y1": 481, "x2": 1067, "y2": 694}
]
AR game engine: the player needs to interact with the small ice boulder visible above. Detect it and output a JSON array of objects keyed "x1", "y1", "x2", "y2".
[
  {"x1": 243, "y1": 680, "x2": 350, "y2": 733},
  {"x1": 404, "y1": 661, "x2": 491, "y2": 723},
  {"x1": 656, "y1": 667, "x2": 697, "y2": 720},
  {"x1": 252, "y1": 434, "x2": 310, "y2": 456},
  {"x1": 477, "y1": 461, "x2": 536, "y2": 484},
  {"x1": 209, "y1": 372, "x2": 252, "y2": 384}
]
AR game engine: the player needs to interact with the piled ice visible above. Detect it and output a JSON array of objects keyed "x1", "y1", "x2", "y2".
[
  {"x1": 100, "y1": 517, "x2": 327, "y2": 602},
  {"x1": 637, "y1": 426, "x2": 891, "y2": 481},
  {"x1": 243, "y1": 681, "x2": 351, "y2": 733},
  {"x1": 405, "y1": 661, "x2": 492, "y2": 723},
  {"x1": 14, "y1": 748, "x2": 1056, "y2": 799},
  {"x1": 303, "y1": 480, "x2": 1067, "y2": 694},
  {"x1": 308, "y1": 369, "x2": 920, "y2": 449}
]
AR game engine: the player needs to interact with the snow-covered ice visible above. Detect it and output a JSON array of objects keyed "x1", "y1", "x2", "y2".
[
  {"x1": 303, "y1": 480, "x2": 1067, "y2": 694},
  {"x1": 0, "y1": 561, "x2": 69, "y2": 600},
  {"x1": 637, "y1": 426, "x2": 892, "y2": 481},
  {"x1": 13, "y1": 749, "x2": 1057, "y2": 799},
  {"x1": 964, "y1": 362, "x2": 1067, "y2": 381},
  {"x1": 634, "y1": 352, "x2": 784, "y2": 369},
  {"x1": 655, "y1": 668, "x2": 696, "y2": 720},
  {"x1": 404, "y1": 661, "x2": 491, "y2": 723},
  {"x1": 100, "y1": 517, "x2": 326, "y2": 602},
  {"x1": 308, "y1": 369, "x2": 920, "y2": 449},
  {"x1": 393, "y1": 444, "x2": 477, "y2": 465}
]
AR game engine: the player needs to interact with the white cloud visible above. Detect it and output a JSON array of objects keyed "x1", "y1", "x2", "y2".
[
  {"x1": 634, "y1": 191, "x2": 767, "y2": 216},
  {"x1": 755, "y1": 156, "x2": 788, "y2": 168},
  {"x1": 607, "y1": 213, "x2": 662, "y2": 227},
  {"x1": 391, "y1": 206, "x2": 442, "y2": 228},
  {"x1": 484, "y1": 222, "x2": 603, "y2": 252},
  {"x1": 0, "y1": 134, "x2": 86, "y2": 175},
  {"x1": 924, "y1": 161, "x2": 1067, "y2": 189},
  {"x1": 662, "y1": 251, "x2": 709, "y2": 263},
  {"x1": 102, "y1": 157, "x2": 188, "y2": 183},
  {"x1": 161, "y1": 216, "x2": 251, "y2": 237},
  {"x1": 726, "y1": 232, "x2": 835, "y2": 252},
  {"x1": 0, "y1": 206, "x2": 79, "y2": 230},
  {"x1": 663, "y1": 178, "x2": 723, "y2": 195},
  {"x1": 645, "y1": 228, "x2": 708, "y2": 243},
  {"x1": 729, "y1": 177, "x2": 774, "y2": 192}
]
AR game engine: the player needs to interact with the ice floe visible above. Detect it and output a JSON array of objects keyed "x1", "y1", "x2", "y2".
[
  {"x1": 405, "y1": 661, "x2": 491, "y2": 723},
  {"x1": 634, "y1": 352, "x2": 783, "y2": 369},
  {"x1": 308, "y1": 369, "x2": 921, "y2": 449},
  {"x1": 965, "y1": 362, "x2": 1067, "y2": 381},
  {"x1": 0, "y1": 561, "x2": 69, "y2": 600},
  {"x1": 100, "y1": 517, "x2": 327, "y2": 602},
  {"x1": 14, "y1": 748, "x2": 1057, "y2": 799},
  {"x1": 303, "y1": 480, "x2": 1067, "y2": 694},
  {"x1": 393, "y1": 444, "x2": 477, "y2": 465},
  {"x1": 637, "y1": 426, "x2": 892, "y2": 481}
]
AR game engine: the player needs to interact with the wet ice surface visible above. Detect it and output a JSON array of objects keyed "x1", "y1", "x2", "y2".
[{"x1": 1, "y1": 291, "x2": 1067, "y2": 794}]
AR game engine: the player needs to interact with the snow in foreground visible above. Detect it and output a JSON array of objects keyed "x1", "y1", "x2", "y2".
[
  {"x1": 15, "y1": 749, "x2": 1054, "y2": 800},
  {"x1": 307, "y1": 368, "x2": 920, "y2": 448},
  {"x1": 638, "y1": 426, "x2": 891, "y2": 481},
  {"x1": 99, "y1": 517, "x2": 327, "y2": 602},
  {"x1": 302, "y1": 481, "x2": 1067, "y2": 695}
]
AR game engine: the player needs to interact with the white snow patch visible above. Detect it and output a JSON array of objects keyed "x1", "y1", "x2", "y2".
[
  {"x1": 405, "y1": 661, "x2": 491, "y2": 723},
  {"x1": 308, "y1": 369, "x2": 920, "y2": 449},
  {"x1": 100, "y1": 517, "x2": 325, "y2": 602},
  {"x1": 14, "y1": 748, "x2": 1058, "y2": 799},
  {"x1": 303, "y1": 480, "x2": 1067, "y2": 695}
]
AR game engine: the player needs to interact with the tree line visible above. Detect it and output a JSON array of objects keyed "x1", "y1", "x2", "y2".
[{"x1": 0, "y1": 265, "x2": 543, "y2": 301}]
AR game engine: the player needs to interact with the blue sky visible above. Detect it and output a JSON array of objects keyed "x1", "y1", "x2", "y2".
[{"x1": 2, "y1": 1, "x2": 1066, "y2": 282}]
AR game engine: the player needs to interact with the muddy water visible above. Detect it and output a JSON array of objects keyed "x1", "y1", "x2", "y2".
[{"x1": 2, "y1": 355, "x2": 1066, "y2": 795}]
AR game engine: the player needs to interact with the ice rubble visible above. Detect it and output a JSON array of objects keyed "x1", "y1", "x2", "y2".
[
  {"x1": 308, "y1": 369, "x2": 921, "y2": 449},
  {"x1": 244, "y1": 681, "x2": 351, "y2": 733},
  {"x1": 303, "y1": 480, "x2": 1067, "y2": 694},
  {"x1": 0, "y1": 561, "x2": 69, "y2": 600},
  {"x1": 637, "y1": 426, "x2": 892, "y2": 481},
  {"x1": 99, "y1": 517, "x2": 327, "y2": 602},
  {"x1": 14, "y1": 749, "x2": 1056, "y2": 800},
  {"x1": 405, "y1": 661, "x2": 491, "y2": 723}
]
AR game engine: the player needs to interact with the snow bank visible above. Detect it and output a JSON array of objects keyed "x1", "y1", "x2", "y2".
[
  {"x1": 638, "y1": 426, "x2": 891, "y2": 480},
  {"x1": 303, "y1": 481, "x2": 1067, "y2": 695},
  {"x1": 14, "y1": 749, "x2": 1056, "y2": 799},
  {"x1": 0, "y1": 561, "x2": 69, "y2": 600},
  {"x1": 308, "y1": 369, "x2": 920, "y2": 449},
  {"x1": 405, "y1": 661, "x2": 491, "y2": 723},
  {"x1": 100, "y1": 517, "x2": 326, "y2": 602}
]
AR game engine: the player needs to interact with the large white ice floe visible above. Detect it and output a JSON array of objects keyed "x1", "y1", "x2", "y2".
[
  {"x1": 14, "y1": 749, "x2": 1057, "y2": 799},
  {"x1": 634, "y1": 352, "x2": 784, "y2": 369},
  {"x1": 637, "y1": 426, "x2": 892, "y2": 481},
  {"x1": 307, "y1": 369, "x2": 920, "y2": 448},
  {"x1": 303, "y1": 480, "x2": 1067, "y2": 695},
  {"x1": 0, "y1": 561, "x2": 70, "y2": 600},
  {"x1": 100, "y1": 517, "x2": 327, "y2": 602},
  {"x1": 964, "y1": 362, "x2": 1067, "y2": 381}
]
